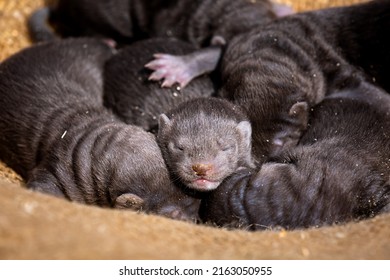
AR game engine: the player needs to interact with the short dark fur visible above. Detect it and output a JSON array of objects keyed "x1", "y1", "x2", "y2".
[
  {"x1": 30, "y1": 0, "x2": 277, "y2": 46},
  {"x1": 103, "y1": 37, "x2": 214, "y2": 132},
  {"x1": 0, "y1": 38, "x2": 200, "y2": 221},
  {"x1": 218, "y1": 0, "x2": 390, "y2": 162},
  {"x1": 157, "y1": 97, "x2": 255, "y2": 192},
  {"x1": 29, "y1": 0, "x2": 285, "y2": 90},
  {"x1": 199, "y1": 81, "x2": 390, "y2": 230}
]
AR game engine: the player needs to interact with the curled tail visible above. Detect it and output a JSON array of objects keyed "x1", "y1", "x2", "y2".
[{"x1": 28, "y1": 7, "x2": 58, "y2": 42}]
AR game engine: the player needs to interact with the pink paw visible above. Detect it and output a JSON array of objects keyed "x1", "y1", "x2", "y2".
[{"x1": 145, "y1": 53, "x2": 193, "y2": 88}]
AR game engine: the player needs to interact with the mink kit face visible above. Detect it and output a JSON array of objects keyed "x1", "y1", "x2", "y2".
[
  {"x1": 157, "y1": 97, "x2": 254, "y2": 192},
  {"x1": 163, "y1": 116, "x2": 248, "y2": 191}
]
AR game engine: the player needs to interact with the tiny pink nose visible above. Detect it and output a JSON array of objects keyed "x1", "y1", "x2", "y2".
[{"x1": 192, "y1": 164, "x2": 213, "y2": 176}]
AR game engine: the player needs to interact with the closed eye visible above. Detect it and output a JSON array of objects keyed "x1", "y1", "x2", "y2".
[
  {"x1": 175, "y1": 144, "x2": 184, "y2": 151},
  {"x1": 168, "y1": 142, "x2": 185, "y2": 152},
  {"x1": 218, "y1": 139, "x2": 235, "y2": 152},
  {"x1": 268, "y1": 153, "x2": 298, "y2": 166},
  {"x1": 283, "y1": 155, "x2": 298, "y2": 165},
  {"x1": 221, "y1": 145, "x2": 235, "y2": 152}
]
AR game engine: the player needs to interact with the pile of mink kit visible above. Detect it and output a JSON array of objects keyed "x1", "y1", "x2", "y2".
[{"x1": 0, "y1": 0, "x2": 389, "y2": 231}]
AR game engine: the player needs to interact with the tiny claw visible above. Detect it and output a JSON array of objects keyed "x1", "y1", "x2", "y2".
[
  {"x1": 102, "y1": 38, "x2": 117, "y2": 48},
  {"x1": 179, "y1": 79, "x2": 190, "y2": 88},
  {"x1": 153, "y1": 53, "x2": 168, "y2": 59},
  {"x1": 161, "y1": 77, "x2": 177, "y2": 88},
  {"x1": 145, "y1": 52, "x2": 196, "y2": 88},
  {"x1": 144, "y1": 60, "x2": 162, "y2": 70},
  {"x1": 148, "y1": 69, "x2": 167, "y2": 81}
]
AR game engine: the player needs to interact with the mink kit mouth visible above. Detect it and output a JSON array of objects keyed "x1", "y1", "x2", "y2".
[{"x1": 188, "y1": 178, "x2": 221, "y2": 191}]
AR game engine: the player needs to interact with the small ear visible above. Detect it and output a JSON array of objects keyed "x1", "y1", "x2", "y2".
[
  {"x1": 114, "y1": 193, "x2": 144, "y2": 210},
  {"x1": 236, "y1": 121, "x2": 255, "y2": 168},
  {"x1": 211, "y1": 35, "x2": 226, "y2": 46},
  {"x1": 379, "y1": 178, "x2": 390, "y2": 212},
  {"x1": 158, "y1": 113, "x2": 172, "y2": 132},
  {"x1": 271, "y1": 102, "x2": 309, "y2": 155},
  {"x1": 237, "y1": 121, "x2": 252, "y2": 146},
  {"x1": 288, "y1": 101, "x2": 309, "y2": 130}
]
